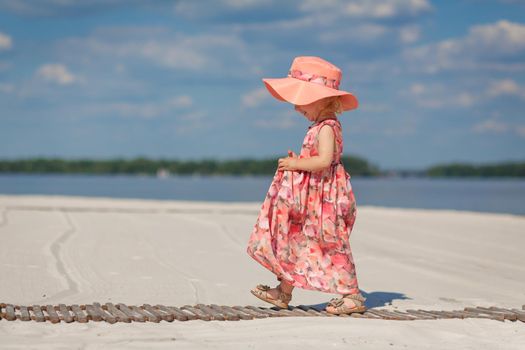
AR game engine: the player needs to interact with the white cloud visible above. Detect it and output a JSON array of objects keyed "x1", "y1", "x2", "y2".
[
  {"x1": 0, "y1": 32, "x2": 12, "y2": 50},
  {"x1": 300, "y1": 0, "x2": 433, "y2": 20},
  {"x1": 317, "y1": 23, "x2": 389, "y2": 44},
  {"x1": 254, "y1": 110, "x2": 299, "y2": 129},
  {"x1": 241, "y1": 87, "x2": 269, "y2": 108},
  {"x1": 402, "y1": 78, "x2": 525, "y2": 109},
  {"x1": 35, "y1": 63, "x2": 76, "y2": 85},
  {"x1": 140, "y1": 34, "x2": 247, "y2": 73},
  {"x1": 137, "y1": 40, "x2": 209, "y2": 70},
  {"x1": 84, "y1": 94, "x2": 194, "y2": 119},
  {"x1": 359, "y1": 103, "x2": 391, "y2": 112},
  {"x1": 0, "y1": 0, "x2": 162, "y2": 17},
  {"x1": 0, "y1": 82, "x2": 14, "y2": 93},
  {"x1": 399, "y1": 24, "x2": 420, "y2": 44},
  {"x1": 319, "y1": 22, "x2": 422, "y2": 46},
  {"x1": 343, "y1": 59, "x2": 402, "y2": 85},
  {"x1": 409, "y1": 83, "x2": 425, "y2": 95},
  {"x1": 517, "y1": 126, "x2": 525, "y2": 137},
  {"x1": 382, "y1": 120, "x2": 418, "y2": 135},
  {"x1": 177, "y1": 0, "x2": 430, "y2": 51},
  {"x1": 67, "y1": 36, "x2": 206, "y2": 70},
  {"x1": 225, "y1": 13, "x2": 318, "y2": 32},
  {"x1": 469, "y1": 19, "x2": 525, "y2": 56},
  {"x1": 172, "y1": 110, "x2": 211, "y2": 135},
  {"x1": 222, "y1": 0, "x2": 268, "y2": 9},
  {"x1": 173, "y1": 0, "x2": 284, "y2": 21},
  {"x1": 471, "y1": 118, "x2": 525, "y2": 138},
  {"x1": 402, "y1": 20, "x2": 525, "y2": 73},
  {"x1": 401, "y1": 82, "x2": 477, "y2": 108},
  {"x1": 104, "y1": 102, "x2": 161, "y2": 119},
  {"x1": 486, "y1": 78, "x2": 525, "y2": 99},
  {"x1": 168, "y1": 95, "x2": 193, "y2": 108},
  {"x1": 225, "y1": 0, "x2": 431, "y2": 49},
  {"x1": 59, "y1": 29, "x2": 253, "y2": 76},
  {"x1": 114, "y1": 63, "x2": 126, "y2": 73},
  {"x1": 457, "y1": 93, "x2": 476, "y2": 107},
  {"x1": 472, "y1": 119, "x2": 508, "y2": 133}
]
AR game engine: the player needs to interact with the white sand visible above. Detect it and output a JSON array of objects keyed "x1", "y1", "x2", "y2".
[{"x1": 0, "y1": 194, "x2": 524, "y2": 349}]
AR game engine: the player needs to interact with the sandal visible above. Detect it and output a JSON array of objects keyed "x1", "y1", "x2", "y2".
[
  {"x1": 325, "y1": 293, "x2": 367, "y2": 315},
  {"x1": 250, "y1": 284, "x2": 292, "y2": 309}
]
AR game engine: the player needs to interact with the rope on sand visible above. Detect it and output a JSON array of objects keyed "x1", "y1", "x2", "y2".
[{"x1": 1, "y1": 302, "x2": 524, "y2": 324}]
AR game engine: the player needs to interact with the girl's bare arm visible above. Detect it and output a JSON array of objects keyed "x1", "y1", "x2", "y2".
[{"x1": 294, "y1": 125, "x2": 335, "y2": 172}]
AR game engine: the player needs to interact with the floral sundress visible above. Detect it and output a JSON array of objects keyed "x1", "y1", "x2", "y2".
[{"x1": 246, "y1": 117, "x2": 361, "y2": 295}]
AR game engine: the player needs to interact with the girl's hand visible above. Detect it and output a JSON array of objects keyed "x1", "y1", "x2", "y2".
[{"x1": 278, "y1": 150, "x2": 299, "y2": 171}]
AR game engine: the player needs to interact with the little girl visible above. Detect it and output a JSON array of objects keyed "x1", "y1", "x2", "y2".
[{"x1": 246, "y1": 56, "x2": 367, "y2": 315}]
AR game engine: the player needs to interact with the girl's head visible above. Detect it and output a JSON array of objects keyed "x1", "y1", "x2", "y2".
[
  {"x1": 294, "y1": 96, "x2": 344, "y2": 123},
  {"x1": 261, "y1": 56, "x2": 359, "y2": 116}
]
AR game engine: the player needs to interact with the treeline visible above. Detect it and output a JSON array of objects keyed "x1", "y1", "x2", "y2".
[
  {"x1": 0, "y1": 157, "x2": 523, "y2": 177},
  {"x1": 426, "y1": 161, "x2": 525, "y2": 177},
  {"x1": 0, "y1": 156, "x2": 382, "y2": 176}
]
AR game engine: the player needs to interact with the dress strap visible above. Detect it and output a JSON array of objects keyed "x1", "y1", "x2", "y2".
[{"x1": 314, "y1": 118, "x2": 342, "y2": 164}]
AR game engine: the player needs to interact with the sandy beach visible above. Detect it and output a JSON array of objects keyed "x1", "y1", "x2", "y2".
[{"x1": 0, "y1": 194, "x2": 523, "y2": 349}]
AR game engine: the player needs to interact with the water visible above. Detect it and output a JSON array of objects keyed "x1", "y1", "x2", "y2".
[{"x1": 0, "y1": 173, "x2": 524, "y2": 216}]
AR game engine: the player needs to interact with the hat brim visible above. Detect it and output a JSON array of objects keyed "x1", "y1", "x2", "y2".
[{"x1": 262, "y1": 77, "x2": 358, "y2": 111}]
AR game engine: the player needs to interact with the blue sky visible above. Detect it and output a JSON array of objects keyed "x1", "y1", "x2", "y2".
[{"x1": 0, "y1": 0, "x2": 524, "y2": 170}]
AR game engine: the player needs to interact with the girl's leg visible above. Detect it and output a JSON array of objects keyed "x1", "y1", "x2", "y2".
[
  {"x1": 275, "y1": 275, "x2": 294, "y2": 296},
  {"x1": 278, "y1": 279, "x2": 294, "y2": 294}
]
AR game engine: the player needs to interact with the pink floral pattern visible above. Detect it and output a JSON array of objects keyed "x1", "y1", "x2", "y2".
[
  {"x1": 246, "y1": 118, "x2": 360, "y2": 294},
  {"x1": 288, "y1": 69, "x2": 340, "y2": 89}
]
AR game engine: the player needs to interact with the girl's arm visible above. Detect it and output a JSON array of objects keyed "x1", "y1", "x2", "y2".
[{"x1": 294, "y1": 125, "x2": 335, "y2": 172}]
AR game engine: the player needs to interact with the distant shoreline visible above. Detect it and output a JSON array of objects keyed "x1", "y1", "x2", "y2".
[
  {"x1": 1, "y1": 172, "x2": 525, "y2": 179},
  {"x1": 0, "y1": 157, "x2": 524, "y2": 177}
]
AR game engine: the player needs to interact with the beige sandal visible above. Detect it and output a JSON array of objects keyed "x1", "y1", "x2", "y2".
[
  {"x1": 325, "y1": 293, "x2": 367, "y2": 315},
  {"x1": 250, "y1": 284, "x2": 292, "y2": 309}
]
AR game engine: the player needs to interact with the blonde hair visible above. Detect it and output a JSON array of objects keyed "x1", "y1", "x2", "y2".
[{"x1": 317, "y1": 96, "x2": 344, "y2": 117}]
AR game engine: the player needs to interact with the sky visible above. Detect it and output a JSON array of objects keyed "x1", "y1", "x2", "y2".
[{"x1": 0, "y1": 0, "x2": 524, "y2": 170}]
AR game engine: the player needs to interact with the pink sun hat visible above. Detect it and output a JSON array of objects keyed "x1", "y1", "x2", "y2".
[{"x1": 262, "y1": 56, "x2": 359, "y2": 111}]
